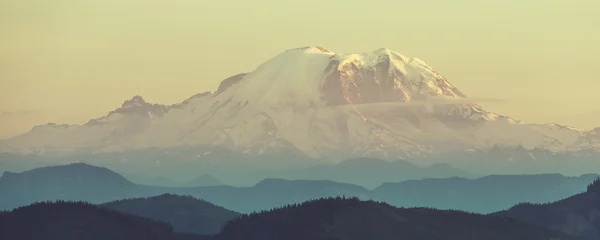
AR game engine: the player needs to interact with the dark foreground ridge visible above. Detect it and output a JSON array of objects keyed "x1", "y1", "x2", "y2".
[
  {"x1": 215, "y1": 197, "x2": 576, "y2": 240},
  {"x1": 102, "y1": 194, "x2": 241, "y2": 235},
  {"x1": 0, "y1": 197, "x2": 577, "y2": 240},
  {"x1": 0, "y1": 201, "x2": 202, "y2": 240},
  {"x1": 494, "y1": 177, "x2": 600, "y2": 240}
]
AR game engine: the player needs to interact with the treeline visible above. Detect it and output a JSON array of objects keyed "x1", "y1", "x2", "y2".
[
  {"x1": 216, "y1": 196, "x2": 561, "y2": 240},
  {"x1": 0, "y1": 200, "x2": 199, "y2": 240}
]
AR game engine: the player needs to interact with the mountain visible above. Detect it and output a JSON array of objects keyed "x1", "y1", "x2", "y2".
[
  {"x1": 0, "y1": 201, "x2": 202, "y2": 240},
  {"x1": 493, "y1": 178, "x2": 600, "y2": 240},
  {"x1": 372, "y1": 173, "x2": 598, "y2": 213},
  {"x1": 0, "y1": 163, "x2": 143, "y2": 210},
  {"x1": 1, "y1": 46, "x2": 599, "y2": 161},
  {"x1": 102, "y1": 194, "x2": 241, "y2": 235},
  {"x1": 263, "y1": 157, "x2": 474, "y2": 189},
  {"x1": 215, "y1": 197, "x2": 577, "y2": 240}
]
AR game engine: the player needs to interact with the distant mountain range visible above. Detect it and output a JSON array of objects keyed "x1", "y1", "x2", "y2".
[
  {"x1": 1, "y1": 163, "x2": 597, "y2": 239},
  {"x1": 259, "y1": 157, "x2": 474, "y2": 189},
  {"x1": 0, "y1": 163, "x2": 595, "y2": 214},
  {"x1": 493, "y1": 177, "x2": 600, "y2": 240},
  {"x1": 0, "y1": 153, "x2": 474, "y2": 188},
  {"x1": 1, "y1": 46, "x2": 599, "y2": 165},
  {"x1": 373, "y1": 173, "x2": 599, "y2": 213},
  {"x1": 102, "y1": 194, "x2": 241, "y2": 235}
]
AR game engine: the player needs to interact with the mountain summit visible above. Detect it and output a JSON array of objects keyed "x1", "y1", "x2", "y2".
[
  {"x1": 1, "y1": 47, "x2": 598, "y2": 159},
  {"x1": 220, "y1": 46, "x2": 465, "y2": 109}
]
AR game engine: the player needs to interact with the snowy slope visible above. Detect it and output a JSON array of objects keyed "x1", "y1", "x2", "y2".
[{"x1": 0, "y1": 47, "x2": 597, "y2": 160}]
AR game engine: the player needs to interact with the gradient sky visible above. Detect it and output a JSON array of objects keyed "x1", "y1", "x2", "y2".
[{"x1": 1, "y1": 0, "x2": 599, "y2": 139}]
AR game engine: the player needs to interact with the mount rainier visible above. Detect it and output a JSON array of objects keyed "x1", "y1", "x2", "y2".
[{"x1": 1, "y1": 46, "x2": 599, "y2": 161}]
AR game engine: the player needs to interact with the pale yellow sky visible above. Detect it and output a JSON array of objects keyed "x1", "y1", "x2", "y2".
[{"x1": 1, "y1": 0, "x2": 600, "y2": 139}]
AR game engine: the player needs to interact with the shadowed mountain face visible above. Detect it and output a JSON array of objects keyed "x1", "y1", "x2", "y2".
[
  {"x1": 101, "y1": 194, "x2": 241, "y2": 235},
  {"x1": 493, "y1": 178, "x2": 600, "y2": 240},
  {"x1": 215, "y1": 197, "x2": 577, "y2": 240},
  {"x1": 372, "y1": 173, "x2": 598, "y2": 213},
  {"x1": 1, "y1": 163, "x2": 595, "y2": 214},
  {"x1": 0, "y1": 201, "x2": 202, "y2": 240}
]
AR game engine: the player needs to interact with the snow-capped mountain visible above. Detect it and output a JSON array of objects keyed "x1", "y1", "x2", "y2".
[{"x1": 1, "y1": 47, "x2": 598, "y2": 160}]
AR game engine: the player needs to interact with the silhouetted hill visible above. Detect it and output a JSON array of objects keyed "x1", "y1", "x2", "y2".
[
  {"x1": 102, "y1": 194, "x2": 241, "y2": 235},
  {"x1": 372, "y1": 173, "x2": 598, "y2": 213},
  {"x1": 0, "y1": 201, "x2": 202, "y2": 240},
  {"x1": 0, "y1": 163, "x2": 145, "y2": 210},
  {"x1": 266, "y1": 158, "x2": 474, "y2": 189},
  {"x1": 215, "y1": 197, "x2": 577, "y2": 240},
  {"x1": 493, "y1": 178, "x2": 600, "y2": 240}
]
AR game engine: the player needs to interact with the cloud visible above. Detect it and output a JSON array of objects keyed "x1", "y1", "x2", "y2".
[
  {"x1": 330, "y1": 97, "x2": 506, "y2": 114},
  {"x1": 359, "y1": 96, "x2": 506, "y2": 108}
]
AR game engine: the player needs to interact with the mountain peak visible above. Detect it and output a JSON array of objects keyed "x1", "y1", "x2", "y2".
[
  {"x1": 371, "y1": 47, "x2": 405, "y2": 57},
  {"x1": 122, "y1": 95, "x2": 147, "y2": 108},
  {"x1": 113, "y1": 95, "x2": 168, "y2": 114},
  {"x1": 211, "y1": 46, "x2": 467, "y2": 110}
]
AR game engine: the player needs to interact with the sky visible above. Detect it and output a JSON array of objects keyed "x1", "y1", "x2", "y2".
[{"x1": 1, "y1": 0, "x2": 599, "y2": 139}]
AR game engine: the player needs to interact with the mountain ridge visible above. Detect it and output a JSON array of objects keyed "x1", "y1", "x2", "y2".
[
  {"x1": 216, "y1": 197, "x2": 577, "y2": 240},
  {"x1": 1, "y1": 162, "x2": 595, "y2": 214},
  {"x1": 101, "y1": 194, "x2": 241, "y2": 235},
  {"x1": 0, "y1": 197, "x2": 579, "y2": 240},
  {"x1": 0, "y1": 201, "x2": 202, "y2": 240},
  {"x1": 493, "y1": 178, "x2": 600, "y2": 240}
]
